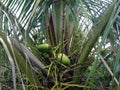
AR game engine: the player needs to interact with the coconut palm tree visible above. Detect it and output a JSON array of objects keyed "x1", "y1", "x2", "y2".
[{"x1": 0, "y1": 0, "x2": 120, "y2": 90}]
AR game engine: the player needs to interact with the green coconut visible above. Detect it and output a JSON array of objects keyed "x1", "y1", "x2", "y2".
[
  {"x1": 36, "y1": 43, "x2": 51, "y2": 52},
  {"x1": 57, "y1": 53, "x2": 70, "y2": 65}
]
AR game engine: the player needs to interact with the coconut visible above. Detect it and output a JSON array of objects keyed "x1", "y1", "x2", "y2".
[
  {"x1": 57, "y1": 53, "x2": 70, "y2": 65},
  {"x1": 36, "y1": 43, "x2": 51, "y2": 52}
]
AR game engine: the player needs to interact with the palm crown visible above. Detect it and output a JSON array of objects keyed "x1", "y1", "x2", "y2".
[{"x1": 0, "y1": 0, "x2": 120, "y2": 90}]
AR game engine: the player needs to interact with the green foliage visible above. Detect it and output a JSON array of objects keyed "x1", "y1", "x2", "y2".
[{"x1": 0, "y1": 0, "x2": 120, "y2": 90}]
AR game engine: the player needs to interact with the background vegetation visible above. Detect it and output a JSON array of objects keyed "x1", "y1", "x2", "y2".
[{"x1": 0, "y1": 0, "x2": 120, "y2": 90}]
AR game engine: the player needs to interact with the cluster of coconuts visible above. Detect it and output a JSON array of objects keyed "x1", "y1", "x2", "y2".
[{"x1": 36, "y1": 43, "x2": 70, "y2": 66}]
